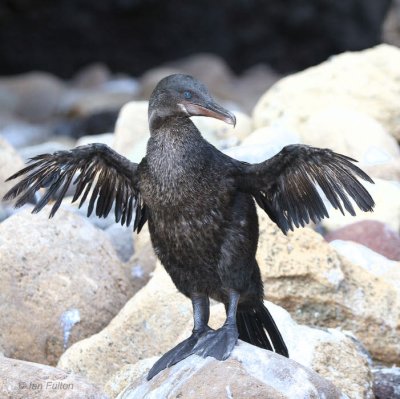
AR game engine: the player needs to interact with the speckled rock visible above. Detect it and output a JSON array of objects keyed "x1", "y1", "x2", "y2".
[
  {"x1": 325, "y1": 221, "x2": 400, "y2": 261},
  {"x1": 0, "y1": 207, "x2": 135, "y2": 365},
  {"x1": 171, "y1": 302, "x2": 372, "y2": 399},
  {"x1": 373, "y1": 367, "x2": 400, "y2": 399},
  {"x1": 115, "y1": 342, "x2": 348, "y2": 399},
  {"x1": 253, "y1": 44, "x2": 400, "y2": 141},
  {"x1": 57, "y1": 265, "x2": 192, "y2": 385},
  {"x1": 321, "y1": 179, "x2": 400, "y2": 233},
  {"x1": 257, "y1": 211, "x2": 400, "y2": 364},
  {"x1": 0, "y1": 138, "x2": 26, "y2": 201},
  {"x1": 0, "y1": 356, "x2": 109, "y2": 399},
  {"x1": 72, "y1": 63, "x2": 111, "y2": 89}
]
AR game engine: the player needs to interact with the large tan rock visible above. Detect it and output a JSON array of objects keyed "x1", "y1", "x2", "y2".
[
  {"x1": 0, "y1": 138, "x2": 26, "y2": 201},
  {"x1": 257, "y1": 211, "x2": 400, "y2": 364},
  {"x1": 59, "y1": 262, "x2": 372, "y2": 398},
  {"x1": 0, "y1": 356, "x2": 108, "y2": 399},
  {"x1": 253, "y1": 44, "x2": 400, "y2": 141},
  {"x1": 115, "y1": 342, "x2": 347, "y2": 399},
  {"x1": 0, "y1": 207, "x2": 136, "y2": 365},
  {"x1": 57, "y1": 265, "x2": 193, "y2": 385}
]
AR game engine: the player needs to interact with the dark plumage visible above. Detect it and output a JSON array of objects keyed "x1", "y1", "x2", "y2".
[{"x1": 3, "y1": 74, "x2": 375, "y2": 379}]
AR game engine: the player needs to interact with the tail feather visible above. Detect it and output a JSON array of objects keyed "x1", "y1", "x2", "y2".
[{"x1": 237, "y1": 302, "x2": 289, "y2": 358}]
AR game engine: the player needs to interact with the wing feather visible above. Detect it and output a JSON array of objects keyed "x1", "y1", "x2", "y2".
[
  {"x1": 3, "y1": 143, "x2": 146, "y2": 232},
  {"x1": 236, "y1": 144, "x2": 374, "y2": 234}
]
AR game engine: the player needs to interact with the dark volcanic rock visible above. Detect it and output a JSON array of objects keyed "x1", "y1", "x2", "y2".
[
  {"x1": 373, "y1": 367, "x2": 400, "y2": 399},
  {"x1": 0, "y1": 1, "x2": 391, "y2": 77}
]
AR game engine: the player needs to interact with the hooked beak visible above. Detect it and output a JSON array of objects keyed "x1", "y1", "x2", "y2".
[{"x1": 182, "y1": 101, "x2": 236, "y2": 127}]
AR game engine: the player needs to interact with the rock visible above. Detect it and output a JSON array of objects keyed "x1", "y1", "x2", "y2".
[
  {"x1": 115, "y1": 342, "x2": 347, "y2": 399},
  {"x1": 0, "y1": 121, "x2": 53, "y2": 148},
  {"x1": 57, "y1": 265, "x2": 192, "y2": 385},
  {"x1": 224, "y1": 126, "x2": 300, "y2": 163},
  {"x1": 256, "y1": 211, "x2": 400, "y2": 364},
  {"x1": 60, "y1": 88, "x2": 134, "y2": 118},
  {"x1": 0, "y1": 356, "x2": 109, "y2": 399},
  {"x1": 0, "y1": 138, "x2": 26, "y2": 201},
  {"x1": 18, "y1": 140, "x2": 74, "y2": 161},
  {"x1": 58, "y1": 110, "x2": 119, "y2": 139},
  {"x1": 112, "y1": 101, "x2": 150, "y2": 162},
  {"x1": 0, "y1": 72, "x2": 65, "y2": 122},
  {"x1": 173, "y1": 302, "x2": 372, "y2": 399},
  {"x1": 192, "y1": 111, "x2": 253, "y2": 148},
  {"x1": 104, "y1": 359, "x2": 157, "y2": 398},
  {"x1": 329, "y1": 240, "x2": 400, "y2": 290},
  {"x1": 59, "y1": 262, "x2": 372, "y2": 398},
  {"x1": 0, "y1": 207, "x2": 135, "y2": 365},
  {"x1": 72, "y1": 63, "x2": 111, "y2": 89},
  {"x1": 322, "y1": 179, "x2": 400, "y2": 233},
  {"x1": 253, "y1": 44, "x2": 400, "y2": 141},
  {"x1": 105, "y1": 224, "x2": 134, "y2": 262},
  {"x1": 325, "y1": 221, "x2": 400, "y2": 261},
  {"x1": 76, "y1": 133, "x2": 114, "y2": 148},
  {"x1": 373, "y1": 367, "x2": 400, "y2": 399}
]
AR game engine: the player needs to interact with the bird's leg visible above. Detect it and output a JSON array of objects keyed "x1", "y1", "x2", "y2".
[
  {"x1": 191, "y1": 289, "x2": 240, "y2": 360},
  {"x1": 147, "y1": 293, "x2": 211, "y2": 380}
]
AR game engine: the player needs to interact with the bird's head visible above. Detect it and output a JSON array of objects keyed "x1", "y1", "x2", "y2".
[{"x1": 148, "y1": 74, "x2": 236, "y2": 130}]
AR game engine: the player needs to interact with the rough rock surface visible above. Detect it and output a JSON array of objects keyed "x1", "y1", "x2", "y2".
[
  {"x1": 256, "y1": 211, "x2": 400, "y2": 364},
  {"x1": 253, "y1": 44, "x2": 400, "y2": 141},
  {"x1": 57, "y1": 265, "x2": 193, "y2": 385},
  {"x1": 59, "y1": 264, "x2": 372, "y2": 398},
  {"x1": 325, "y1": 220, "x2": 400, "y2": 261},
  {"x1": 0, "y1": 207, "x2": 135, "y2": 365},
  {"x1": 0, "y1": 356, "x2": 109, "y2": 399},
  {"x1": 116, "y1": 342, "x2": 347, "y2": 399}
]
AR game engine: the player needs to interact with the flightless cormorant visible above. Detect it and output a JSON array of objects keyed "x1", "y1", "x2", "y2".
[{"x1": 4, "y1": 74, "x2": 375, "y2": 380}]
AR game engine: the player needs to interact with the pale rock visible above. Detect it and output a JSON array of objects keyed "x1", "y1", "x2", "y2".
[
  {"x1": 113, "y1": 101, "x2": 150, "y2": 161},
  {"x1": 116, "y1": 342, "x2": 348, "y2": 399},
  {"x1": 105, "y1": 224, "x2": 135, "y2": 262},
  {"x1": 0, "y1": 72, "x2": 65, "y2": 122},
  {"x1": 191, "y1": 110, "x2": 252, "y2": 148},
  {"x1": 224, "y1": 125, "x2": 300, "y2": 163},
  {"x1": 297, "y1": 108, "x2": 400, "y2": 181},
  {"x1": 329, "y1": 240, "x2": 400, "y2": 294},
  {"x1": 0, "y1": 138, "x2": 26, "y2": 201},
  {"x1": 0, "y1": 356, "x2": 109, "y2": 399},
  {"x1": 0, "y1": 121, "x2": 53, "y2": 148},
  {"x1": 253, "y1": 44, "x2": 400, "y2": 141},
  {"x1": 0, "y1": 207, "x2": 135, "y2": 365},
  {"x1": 18, "y1": 140, "x2": 74, "y2": 161},
  {"x1": 321, "y1": 179, "x2": 400, "y2": 233},
  {"x1": 57, "y1": 265, "x2": 192, "y2": 385},
  {"x1": 257, "y1": 211, "x2": 400, "y2": 364},
  {"x1": 173, "y1": 302, "x2": 372, "y2": 399},
  {"x1": 76, "y1": 133, "x2": 114, "y2": 148}
]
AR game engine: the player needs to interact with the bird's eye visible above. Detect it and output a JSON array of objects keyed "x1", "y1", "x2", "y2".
[{"x1": 183, "y1": 91, "x2": 192, "y2": 99}]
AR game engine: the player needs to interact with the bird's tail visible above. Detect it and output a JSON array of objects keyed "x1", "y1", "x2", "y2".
[{"x1": 237, "y1": 301, "x2": 289, "y2": 357}]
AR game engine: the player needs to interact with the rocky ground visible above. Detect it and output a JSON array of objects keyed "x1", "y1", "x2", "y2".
[{"x1": 1, "y1": 45, "x2": 400, "y2": 398}]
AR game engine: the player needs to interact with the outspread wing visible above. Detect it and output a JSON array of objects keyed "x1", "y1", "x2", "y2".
[
  {"x1": 3, "y1": 143, "x2": 147, "y2": 232},
  {"x1": 235, "y1": 144, "x2": 375, "y2": 234}
]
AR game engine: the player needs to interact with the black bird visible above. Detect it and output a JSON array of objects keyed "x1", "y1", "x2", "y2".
[{"x1": 4, "y1": 74, "x2": 375, "y2": 380}]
